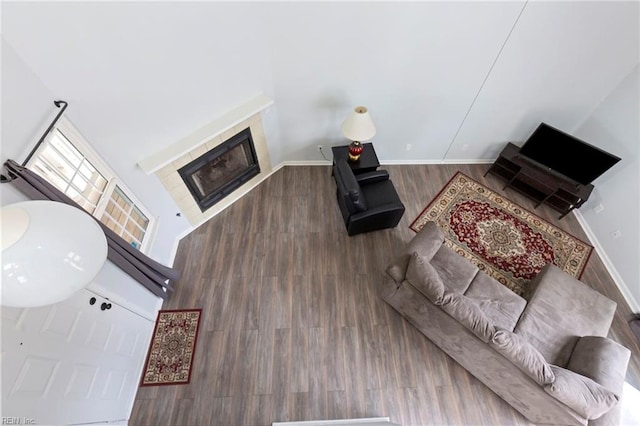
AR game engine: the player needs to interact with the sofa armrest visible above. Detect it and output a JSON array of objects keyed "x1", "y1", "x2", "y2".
[
  {"x1": 355, "y1": 170, "x2": 389, "y2": 185},
  {"x1": 385, "y1": 221, "x2": 444, "y2": 282},
  {"x1": 566, "y1": 336, "x2": 630, "y2": 397},
  {"x1": 545, "y1": 365, "x2": 619, "y2": 420}
]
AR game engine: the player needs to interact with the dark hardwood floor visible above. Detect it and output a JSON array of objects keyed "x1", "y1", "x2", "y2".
[{"x1": 130, "y1": 164, "x2": 640, "y2": 426}]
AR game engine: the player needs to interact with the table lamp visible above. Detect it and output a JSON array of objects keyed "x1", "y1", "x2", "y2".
[
  {"x1": 1, "y1": 200, "x2": 108, "y2": 307},
  {"x1": 341, "y1": 106, "x2": 376, "y2": 162}
]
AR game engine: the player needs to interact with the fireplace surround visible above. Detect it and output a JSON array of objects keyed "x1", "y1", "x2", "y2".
[
  {"x1": 179, "y1": 128, "x2": 260, "y2": 212},
  {"x1": 138, "y1": 94, "x2": 273, "y2": 226}
]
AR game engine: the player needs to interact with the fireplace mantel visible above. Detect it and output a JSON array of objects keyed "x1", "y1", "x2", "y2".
[{"x1": 138, "y1": 94, "x2": 273, "y2": 175}]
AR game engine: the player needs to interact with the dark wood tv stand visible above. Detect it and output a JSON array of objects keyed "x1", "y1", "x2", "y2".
[{"x1": 485, "y1": 143, "x2": 593, "y2": 219}]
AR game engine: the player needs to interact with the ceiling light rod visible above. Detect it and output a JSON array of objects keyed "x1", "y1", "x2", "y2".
[{"x1": 22, "y1": 100, "x2": 68, "y2": 167}]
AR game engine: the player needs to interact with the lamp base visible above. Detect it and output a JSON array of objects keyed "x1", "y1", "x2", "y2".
[{"x1": 348, "y1": 141, "x2": 363, "y2": 162}]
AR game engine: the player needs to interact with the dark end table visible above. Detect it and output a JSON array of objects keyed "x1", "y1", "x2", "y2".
[{"x1": 331, "y1": 143, "x2": 380, "y2": 175}]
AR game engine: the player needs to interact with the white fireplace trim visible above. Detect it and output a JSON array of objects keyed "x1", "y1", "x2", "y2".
[{"x1": 137, "y1": 93, "x2": 273, "y2": 174}]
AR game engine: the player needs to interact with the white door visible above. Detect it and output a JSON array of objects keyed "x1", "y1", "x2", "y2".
[{"x1": 1, "y1": 288, "x2": 155, "y2": 425}]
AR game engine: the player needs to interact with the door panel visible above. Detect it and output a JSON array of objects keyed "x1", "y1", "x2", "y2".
[
  {"x1": 1, "y1": 288, "x2": 154, "y2": 425},
  {"x1": 8, "y1": 355, "x2": 60, "y2": 399}
]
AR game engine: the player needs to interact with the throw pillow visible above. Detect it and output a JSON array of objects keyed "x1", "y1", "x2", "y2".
[
  {"x1": 490, "y1": 328, "x2": 555, "y2": 385},
  {"x1": 544, "y1": 365, "x2": 619, "y2": 420},
  {"x1": 441, "y1": 291, "x2": 494, "y2": 343},
  {"x1": 405, "y1": 252, "x2": 446, "y2": 305}
]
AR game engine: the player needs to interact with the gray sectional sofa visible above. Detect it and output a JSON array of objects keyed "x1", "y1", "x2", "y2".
[{"x1": 382, "y1": 221, "x2": 631, "y2": 425}]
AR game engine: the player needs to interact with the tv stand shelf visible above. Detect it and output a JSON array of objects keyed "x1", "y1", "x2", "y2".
[{"x1": 485, "y1": 143, "x2": 593, "y2": 219}]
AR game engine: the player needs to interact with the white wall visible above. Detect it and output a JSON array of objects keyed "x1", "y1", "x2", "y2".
[
  {"x1": 2, "y1": 2, "x2": 638, "y2": 270},
  {"x1": 0, "y1": 39, "x2": 55, "y2": 206},
  {"x1": 265, "y1": 1, "x2": 525, "y2": 163},
  {"x1": 573, "y1": 66, "x2": 640, "y2": 310},
  {"x1": 449, "y1": 1, "x2": 639, "y2": 160}
]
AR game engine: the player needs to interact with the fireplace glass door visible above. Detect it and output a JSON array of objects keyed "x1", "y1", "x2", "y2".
[{"x1": 179, "y1": 128, "x2": 260, "y2": 212}]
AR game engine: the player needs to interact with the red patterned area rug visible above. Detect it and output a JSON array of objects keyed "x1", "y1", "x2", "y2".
[
  {"x1": 410, "y1": 172, "x2": 593, "y2": 296},
  {"x1": 140, "y1": 309, "x2": 202, "y2": 386}
]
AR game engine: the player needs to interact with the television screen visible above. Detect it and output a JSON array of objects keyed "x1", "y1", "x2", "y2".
[{"x1": 519, "y1": 123, "x2": 621, "y2": 185}]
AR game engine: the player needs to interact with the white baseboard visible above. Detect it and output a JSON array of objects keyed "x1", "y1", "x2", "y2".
[
  {"x1": 278, "y1": 160, "x2": 332, "y2": 166},
  {"x1": 272, "y1": 418, "x2": 392, "y2": 426},
  {"x1": 167, "y1": 231, "x2": 183, "y2": 268},
  {"x1": 380, "y1": 159, "x2": 493, "y2": 165},
  {"x1": 573, "y1": 210, "x2": 640, "y2": 312},
  {"x1": 440, "y1": 158, "x2": 494, "y2": 165},
  {"x1": 380, "y1": 159, "x2": 442, "y2": 165}
]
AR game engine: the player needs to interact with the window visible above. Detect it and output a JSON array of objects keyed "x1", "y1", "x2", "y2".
[
  {"x1": 101, "y1": 186, "x2": 150, "y2": 249},
  {"x1": 26, "y1": 117, "x2": 155, "y2": 252}
]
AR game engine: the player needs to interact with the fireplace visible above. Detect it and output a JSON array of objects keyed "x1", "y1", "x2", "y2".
[
  {"x1": 178, "y1": 128, "x2": 260, "y2": 212},
  {"x1": 140, "y1": 94, "x2": 273, "y2": 226}
]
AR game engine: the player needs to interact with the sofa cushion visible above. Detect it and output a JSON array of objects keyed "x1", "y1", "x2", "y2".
[
  {"x1": 464, "y1": 271, "x2": 527, "y2": 331},
  {"x1": 545, "y1": 365, "x2": 619, "y2": 420},
  {"x1": 405, "y1": 252, "x2": 446, "y2": 305},
  {"x1": 490, "y1": 328, "x2": 555, "y2": 386},
  {"x1": 514, "y1": 264, "x2": 617, "y2": 367},
  {"x1": 430, "y1": 245, "x2": 478, "y2": 294},
  {"x1": 441, "y1": 290, "x2": 494, "y2": 343}
]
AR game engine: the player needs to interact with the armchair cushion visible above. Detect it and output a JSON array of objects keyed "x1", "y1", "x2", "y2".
[
  {"x1": 544, "y1": 365, "x2": 618, "y2": 420},
  {"x1": 360, "y1": 180, "x2": 402, "y2": 208}
]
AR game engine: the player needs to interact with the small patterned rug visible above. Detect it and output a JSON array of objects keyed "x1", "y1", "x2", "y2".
[
  {"x1": 140, "y1": 309, "x2": 202, "y2": 386},
  {"x1": 410, "y1": 172, "x2": 593, "y2": 296}
]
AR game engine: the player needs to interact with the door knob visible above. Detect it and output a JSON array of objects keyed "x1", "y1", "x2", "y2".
[{"x1": 89, "y1": 297, "x2": 96, "y2": 305}]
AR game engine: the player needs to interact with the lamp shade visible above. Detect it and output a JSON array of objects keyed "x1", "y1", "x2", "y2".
[
  {"x1": 1, "y1": 200, "x2": 108, "y2": 307},
  {"x1": 341, "y1": 106, "x2": 376, "y2": 142}
]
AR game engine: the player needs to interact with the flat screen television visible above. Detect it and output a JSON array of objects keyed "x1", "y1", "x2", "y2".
[{"x1": 519, "y1": 123, "x2": 621, "y2": 185}]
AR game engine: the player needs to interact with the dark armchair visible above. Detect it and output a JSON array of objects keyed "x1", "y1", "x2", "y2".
[{"x1": 333, "y1": 159, "x2": 405, "y2": 236}]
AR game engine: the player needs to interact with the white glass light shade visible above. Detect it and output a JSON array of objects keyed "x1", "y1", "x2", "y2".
[
  {"x1": 1, "y1": 200, "x2": 108, "y2": 307},
  {"x1": 341, "y1": 106, "x2": 377, "y2": 142}
]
